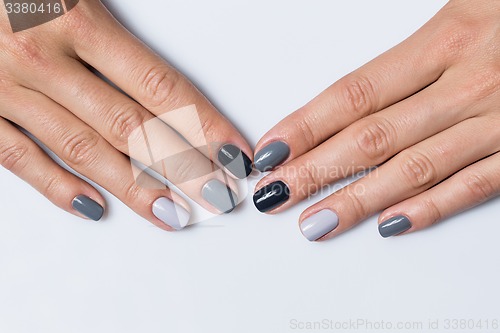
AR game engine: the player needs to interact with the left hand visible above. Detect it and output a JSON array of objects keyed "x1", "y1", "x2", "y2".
[{"x1": 252, "y1": 0, "x2": 500, "y2": 241}]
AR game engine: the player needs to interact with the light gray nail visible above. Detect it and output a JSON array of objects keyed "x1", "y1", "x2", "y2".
[
  {"x1": 72, "y1": 195, "x2": 104, "y2": 221},
  {"x1": 254, "y1": 141, "x2": 290, "y2": 172},
  {"x1": 202, "y1": 179, "x2": 238, "y2": 214},
  {"x1": 379, "y1": 215, "x2": 412, "y2": 238},
  {"x1": 152, "y1": 197, "x2": 190, "y2": 230},
  {"x1": 300, "y1": 209, "x2": 339, "y2": 241}
]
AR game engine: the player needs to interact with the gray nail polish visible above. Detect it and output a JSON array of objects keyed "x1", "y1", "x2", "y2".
[
  {"x1": 72, "y1": 195, "x2": 104, "y2": 221},
  {"x1": 218, "y1": 144, "x2": 253, "y2": 179},
  {"x1": 152, "y1": 197, "x2": 190, "y2": 231},
  {"x1": 379, "y1": 215, "x2": 412, "y2": 238},
  {"x1": 300, "y1": 209, "x2": 339, "y2": 241},
  {"x1": 202, "y1": 179, "x2": 238, "y2": 214},
  {"x1": 254, "y1": 141, "x2": 290, "y2": 172}
]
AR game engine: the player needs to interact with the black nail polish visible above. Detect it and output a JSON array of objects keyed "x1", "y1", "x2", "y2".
[
  {"x1": 72, "y1": 195, "x2": 104, "y2": 221},
  {"x1": 379, "y1": 215, "x2": 412, "y2": 238},
  {"x1": 253, "y1": 180, "x2": 290, "y2": 213},
  {"x1": 218, "y1": 144, "x2": 253, "y2": 179}
]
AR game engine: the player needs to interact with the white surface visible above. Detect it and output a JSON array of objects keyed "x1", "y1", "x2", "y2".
[{"x1": 1, "y1": 1, "x2": 500, "y2": 332}]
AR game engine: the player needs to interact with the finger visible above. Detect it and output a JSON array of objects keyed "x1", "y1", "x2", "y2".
[
  {"x1": 253, "y1": 7, "x2": 454, "y2": 171},
  {"x1": 0, "y1": 118, "x2": 105, "y2": 221},
  {"x1": 28, "y1": 58, "x2": 240, "y2": 199},
  {"x1": 378, "y1": 152, "x2": 500, "y2": 238},
  {"x1": 297, "y1": 116, "x2": 499, "y2": 241},
  {"x1": 64, "y1": 2, "x2": 253, "y2": 178},
  {"x1": 253, "y1": 72, "x2": 474, "y2": 213},
  {"x1": 2, "y1": 89, "x2": 194, "y2": 231},
  {"x1": 12, "y1": 59, "x2": 240, "y2": 215}
]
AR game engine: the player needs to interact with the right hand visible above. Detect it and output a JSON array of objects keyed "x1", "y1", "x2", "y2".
[{"x1": 0, "y1": 0, "x2": 253, "y2": 231}]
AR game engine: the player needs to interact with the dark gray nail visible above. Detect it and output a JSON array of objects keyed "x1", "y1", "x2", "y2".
[
  {"x1": 254, "y1": 141, "x2": 290, "y2": 172},
  {"x1": 218, "y1": 144, "x2": 253, "y2": 179},
  {"x1": 72, "y1": 195, "x2": 104, "y2": 221},
  {"x1": 300, "y1": 209, "x2": 339, "y2": 241},
  {"x1": 253, "y1": 180, "x2": 290, "y2": 213},
  {"x1": 202, "y1": 179, "x2": 238, "y2": 214},
  {"x1": 379, "y1": 215, "x2": 412, "y2": 238}
]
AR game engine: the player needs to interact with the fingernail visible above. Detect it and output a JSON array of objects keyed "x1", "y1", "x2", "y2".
[
  {"x1": 152, "y1": 197, "x2": 190, "y2": 231},
  {"x1": 254, "y1": 141, "x2": 290, "y2": 172},
  {"x1": 218, "y1": 144, "x2": 253, "y2": 179},
  {"x1": 253, "y1": 180, "x2": 290, "y2": 213},
  {"x1": 202, "y1": 179, "x2": 238, "y2": 214},
  {"x1": 379, "y1": 215, "x2": 412, "y2": 238},
  {"x1": 300, "y1": 209, "x2": 339, "y2": 241},
  {"x1": 72, "y1": 195, "x2": 104, "y2": 221}
]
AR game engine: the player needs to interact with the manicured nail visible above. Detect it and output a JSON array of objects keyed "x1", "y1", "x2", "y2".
[
  {"x1": 72, "y1": 195, "x2": 104, "y2": 221},
  {"x1": 379, "y1": 215, "x2": 412, "y2": 238},
  {"x1": 218, "y1": 144, "x2": 253, "y2": 179},
  {"x1": 253, "y1": 180, "x2": 290, "y2": 213},
  {"x1": 254, "y1": 141, "x2": 290, "y2": 172},
  {"x1": 202, "y1": 179, "x2": 238, "y2": 214},
  {"x1": 152, "y1": 197, "x2": 190, "y2": 231},
  {"x1": 300, "y1": 209, "x2": 339, "y2": 241}
]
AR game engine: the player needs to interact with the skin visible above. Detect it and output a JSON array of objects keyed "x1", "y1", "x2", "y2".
[
  {"x1": 0, "y1": 0, "x2": 252, "y2": 231},
  {"x1": 254, "y1": 0, "x2": 500, "y2": 240}
]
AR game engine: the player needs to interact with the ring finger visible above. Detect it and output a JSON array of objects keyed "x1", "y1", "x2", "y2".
[
  {"x1": 298, "y1": 116, "x2": 500, "y2": 241},
  {"x1": 2, "y1": 87, "x2": 194, "y2": 231},
  {"x1": 253, "y1": 71, "x2": 475, "y2": 213}
]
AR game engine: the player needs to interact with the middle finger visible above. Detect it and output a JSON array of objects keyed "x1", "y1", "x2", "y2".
[{"x1": 253, "y1": 70, "x2": 478, "y2": 213}]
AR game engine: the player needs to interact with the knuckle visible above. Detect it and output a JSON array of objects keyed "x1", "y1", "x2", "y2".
[
  {"x1": 340, "y1": 75, "x2": 378, "y2": 117},
  {"x1": 355, "y1": 118, "x2": 395, "y2": 162},
  {"x1": 199, "y1": 113, "x2": 215, "y2": 142},
  {"x1": 422, "y1": 198, "x2": 442, "y2": 226},
  {"x1": 439, "y1": 28, "x2": 475, "y2": 59},
  {"x1": 464, "y1": 70, "x2": 500, "y2": 102},
  {"x1": 0, "y1": 142, "x2": 29, "y2": 172},
  {"x1": 107, "y1": 104, "x2": 146, "y2": 147},
  {"x1": 61, "y1": 1, "x2": 99, "y2": 41},
  {"x1": 464, "y1": 174, "x2": 497, "y2": 203},
  {"x1": 0, "y1": 75, "x2": 16, "y2": 97},
  {"x1": 399, "y1": 151, "x2": 437, "y2": 190},
  {"x1": 171, "y1": 158, "x2": 196, "y2": 184},
  {"x1": 167, "y1": 150, "x2": 213, "y2": 184},
  {"x1": 345, "y1": 191, "x2": 368, "y2": 221},
  {"x1": 139, "y1": 65, "x2": 180, "y2": 109},
  {"x1": 8, "y1": 36, "x2": 51, "y2": 72},
  {"x1": 300, "y1": 161, "x2": 321, "y2": 195},
  {"x1": 295, "y1": 116, "x2": 318, "y2": 148},
  {"x1": 40, "y1": 174, "x2": 62, "y2": 198},
  {"x1": 61, "y1": 130, "x2": 101, "y2": 167},
  {"x1": 123, "y1": 181, "x2": 143, "y2": 203}
]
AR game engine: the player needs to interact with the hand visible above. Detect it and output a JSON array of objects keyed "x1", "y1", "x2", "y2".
[
  {"x1": 0, "y1": 0, "x2": 253, "y2": 231},
  {"x1": 252, "y1": 0, "x2": 499, "y2": 241}
]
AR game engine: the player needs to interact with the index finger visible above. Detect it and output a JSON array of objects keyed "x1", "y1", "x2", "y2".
[{"x1": 67, "y1": 2, "x2": 253, "y2": 179}]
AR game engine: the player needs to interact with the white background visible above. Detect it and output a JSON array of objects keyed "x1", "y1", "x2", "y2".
[{"x1": 1, "y1": 1, "x2": 500, "y2": 332}]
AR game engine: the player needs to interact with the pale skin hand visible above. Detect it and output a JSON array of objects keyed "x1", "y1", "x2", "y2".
[
  {"x1": 253, "y1": 0, "x2": 499, "y2": 241},
  {"x1": 0, "y1": 0, "x2": 253, "y2": 230}
]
